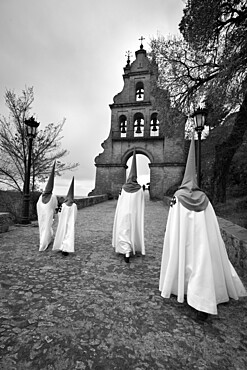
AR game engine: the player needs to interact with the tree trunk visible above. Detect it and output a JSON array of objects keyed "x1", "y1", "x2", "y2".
[{"x1": 211, "y1": 90, "x2": 247, "y2": 203}]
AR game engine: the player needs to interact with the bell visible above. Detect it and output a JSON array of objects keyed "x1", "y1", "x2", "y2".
[
  {"x1": 152, "y1": 125, "x2": 157, "y2": 132},
  {"x1": 136, "y1": 89, "x2": 143, "y2": 99},
  {"x1": 121, "y1": 126, "x2": 126, "y2": 133},
  {"x1": 136, "y1": 126, "x2": 142, "y2": 134}
]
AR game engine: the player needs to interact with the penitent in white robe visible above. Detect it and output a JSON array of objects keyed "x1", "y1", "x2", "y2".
[
  {"x1": 159, "y1": 197, "x2": 246, "y2": 315},
  {"x1": 53, "y1": 203, "x2": 77, "y2": 253},
  {"x1": 37, "y1": 194, "x2": 58, "y2": 251},
  {"x1": 112, "y1": 188, "x2": 145, "y2": 256}
]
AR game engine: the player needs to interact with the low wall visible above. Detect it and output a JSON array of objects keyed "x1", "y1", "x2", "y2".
[
  {"x1": 2, "y1": 195, "x2": 247, "y2": 275},
  {"x1": 218, "y1": 218, "x2": 247, "y2": 275},
  {"x1": 0, "y1": 195, "x2": 109, "y2": 233},
  {"x1": 164, "y1": 196, "x2": 247, "y2": 276},
  {"x1": 74, "y1": 194, "x2": 108, "y2": 210},
  {"x1": 0, "y1": 190, "x2": 40, "y2": 223},
  {"x1": 0, "y1": 212, "x2": 13, "y2": 233}
]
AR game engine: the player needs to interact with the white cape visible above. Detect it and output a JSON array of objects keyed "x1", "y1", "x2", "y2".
[
  {"x1": 112, "y1": 188, "x2": 145, "y2": 255},
  {"x1": 159, "y1": 198, "x2": 246, "y2": 315},
  {"x1": 53, "y1": 203, "x2": 77, "y2": 253},
  {"x1": 37, "y1": 194, "x2": 58, "y2": 251}
]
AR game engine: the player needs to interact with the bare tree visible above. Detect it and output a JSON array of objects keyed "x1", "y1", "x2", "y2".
[
  {"x1": 0, "y1": 87, "x2": 79, "y2": 192},
  {"x1": 150, "y1": 0, "x2": 247, "y2": 202}
]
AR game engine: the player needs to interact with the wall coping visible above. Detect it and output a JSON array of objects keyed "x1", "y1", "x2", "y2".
[
  {"x1": 74, "y1": 194, "x2": 108, "y2": 210},
  {"x1": 218, "y1": 217, "x2": 247, "y2": 245},
  {"x1": 0, "y1": 195, "x2": 109, "y2": 233}
]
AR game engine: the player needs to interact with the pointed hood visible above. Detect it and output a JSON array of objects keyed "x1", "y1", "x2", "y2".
[
  {"x1": 42, "y1": 162, "x2": 56, "y2": 204},
  {"x1": 122, "y1": 148, "x2": 141, "y2": 193},
  {"x1": 64, "y1": 177, "x2": 74, "y2": 206},
  {"x1": 175, "y1": 134, "x2": 209, "y2": 211}
]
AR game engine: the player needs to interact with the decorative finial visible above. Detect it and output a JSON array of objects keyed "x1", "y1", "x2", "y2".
[
  {"x1": 125, "y1": 50, "x2": 132, "y2": 66},
  {"x1": 139, "y1": 36, "x2": 145, "y2": 49}
]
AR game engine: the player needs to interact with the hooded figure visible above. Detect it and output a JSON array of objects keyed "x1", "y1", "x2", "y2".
[
  {"x1": 37, "y1": 162, "x2": 58, "y2": 251},
  {"x1": 159, "y1": 134, "x2": 246, "y2": 319},
  {"x1": 112, "y1": 148, "x2": 145, "y2": 263},
  {"x1": 53, "y1": 177, "x2": 77, "y2": 255}
]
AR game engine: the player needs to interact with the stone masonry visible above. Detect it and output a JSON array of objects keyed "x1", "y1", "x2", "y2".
[{"x1": 89, "y1": 42, "x2": 186, "y2": 199}]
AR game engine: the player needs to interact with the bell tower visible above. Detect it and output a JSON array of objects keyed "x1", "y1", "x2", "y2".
[{"x1": 89, "y1": 39, "x2": 185, "y2": 199}]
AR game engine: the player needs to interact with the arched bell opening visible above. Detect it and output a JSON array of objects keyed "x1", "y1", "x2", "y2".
[
  {"x1": 150, "y1": 112, "x2": 159, "y2": 137},
  {"x1": 135, "y1": 81, "x2": 144, "y2": 101},
  {"x1": 119, "y1": 115, "x2": 127, "y2": 138},
  {"x1": 133, "y1": 112, "x2": 144, "y2": 137}
]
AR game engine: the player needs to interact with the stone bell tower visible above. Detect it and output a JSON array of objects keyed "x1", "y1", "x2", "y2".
[{"x1": 89, "y1": 40, "x2": 185, "y2": 199}]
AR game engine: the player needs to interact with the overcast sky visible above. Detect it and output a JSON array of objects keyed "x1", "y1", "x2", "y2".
[{"x1": 0, "y1": 0, "x2": 185, "y2": 196}]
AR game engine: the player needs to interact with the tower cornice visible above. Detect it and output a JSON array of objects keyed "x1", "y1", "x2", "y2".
[
  {"x1": 109, "y1": 101, "x2": 152, "y2": 109},
  {"x1": 123, "y1": 70, "x2": 150, "y2": 78}
]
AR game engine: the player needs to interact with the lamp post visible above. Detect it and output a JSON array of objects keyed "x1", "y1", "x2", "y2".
[
  {"x1": 21, "y1": 116, "x2": 40, "y2": 224},
  {"x1": 192, "y1": 107, "x2": 207, "y2": 188}
]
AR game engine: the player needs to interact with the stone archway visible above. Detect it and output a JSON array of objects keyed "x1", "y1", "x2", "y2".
[
  {"x1": 89, "y1": 136, "x2": 184, "y2": 200},
  {"x1": 123, "y1": 147, "x2": 151, "y2": 191},
  {"x1": 122, "y1": 147, "x2": 153, "y2": 167}
]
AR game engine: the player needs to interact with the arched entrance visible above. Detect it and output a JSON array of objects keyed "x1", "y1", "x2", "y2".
[
  {"x1": 89, "y1": 42, "x2": 185, "y2": 200},
  {"x1": 126, "y1": 153, "x2": 150, "y2": 187},
  {"x1": 123, "y1": 147, "x2": 151, "y2": 190}
]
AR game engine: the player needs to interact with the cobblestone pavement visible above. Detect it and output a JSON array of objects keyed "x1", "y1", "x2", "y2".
[{"x1": 0, "y1": 194, "x2": 247, "y2": 370}]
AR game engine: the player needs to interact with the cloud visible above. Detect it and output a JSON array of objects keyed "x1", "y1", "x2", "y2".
[{"x1": 0, "y1": 0, "x2": 185, "y2": 195}]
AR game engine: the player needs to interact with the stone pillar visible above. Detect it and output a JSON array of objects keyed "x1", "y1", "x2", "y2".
[
  {"x1": 149, "y1": 164, "x2": 165, "y2": 199},
  {"x1": 162, "y1": 165, "x2": 185, "y2": 194},
  {"x1": 149, "y1": 163, "x2": 185, "y2": 199},
  {"x1": 89, "y1": 164, "x2": 126, "y2": 198}
]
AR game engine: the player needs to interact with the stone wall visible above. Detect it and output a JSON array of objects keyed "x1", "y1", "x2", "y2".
[
  {"x1": 91, "y1": 138, "x2": 185, "y2": 199},
  {"x1": 75, "y1": 195, "x2": 108, "y2": 209},
  {"x1": 2, "y1": 194, "x2": 246, "y2": 277},
  {"x1": 89, "y1": 166, "x2": 125, "y2": 198},
  {"x1": 0, "y1": 195, "x2": 109, "y2": 233},
  {"x1": 0, "y1": 213, "x2": 13, "y2": 233},
  {"x1": 218, "y1": 217, "x2": 247, "y2": 275},
  {"x1": 0, "y1": 190, "x2": 40, "y2": 223}
]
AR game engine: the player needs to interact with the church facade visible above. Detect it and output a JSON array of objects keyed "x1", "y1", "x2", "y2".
[{"x1": 89, "y1": 42, "x2": 185, "y2": 200}]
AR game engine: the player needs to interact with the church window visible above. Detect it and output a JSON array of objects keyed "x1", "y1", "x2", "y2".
[
  {"x1": 119, "y1": 115, "x2": 127, "y2": 138},
  {"x1": 134, "y1": 112, "x2": 144, "y2": 137},
  {"x1": 135, "y1": 81, "x2": 144, "y2": 101},
  {"x1": 150, "y1": 113, "x2": 159, "y2": 136}
]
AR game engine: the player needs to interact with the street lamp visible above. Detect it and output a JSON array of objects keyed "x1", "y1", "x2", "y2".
[
  {"x1": 21, "y1": 116, "x2": 40, "y2": 224},
  {"x1": 192, "y1": 107, "x2": 207, "y2": 188}
]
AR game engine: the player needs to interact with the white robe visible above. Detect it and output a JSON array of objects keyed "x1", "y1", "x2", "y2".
[
  {"x1": 112, "y1": 188, "x2": 145, "y2": 255},
  {"x1": 53, "y1": 203, "x2": 77, "y2": 253},
  {"x1": 37, "y1": 194, "x2": 58, "y2": 251},
  {"x1": 159, "y1": 197, "x2": 247, "y2": 315}
]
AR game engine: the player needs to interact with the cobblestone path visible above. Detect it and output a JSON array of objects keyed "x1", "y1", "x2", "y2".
[{"x1": 0, "y1": 195, "x2": 247, "y2": 370}]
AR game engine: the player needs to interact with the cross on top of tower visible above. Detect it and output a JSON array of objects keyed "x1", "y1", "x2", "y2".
[
  {"x1": 139, "y1": 36, "x2": 145, "y2": 49},
  {"x1": 125, "y1": 50, "x2": 132, "y2": 66}
]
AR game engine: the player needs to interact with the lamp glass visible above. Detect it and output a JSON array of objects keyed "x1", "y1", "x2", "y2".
[
  {"x1": 25, "y1": 117, "x2": 39, "y2": 137},
  {"x1": 26, "y1": 125, "x2": 32, "y2": 136},
  {"x1": 26, "y1": 124, "x2": 37, "y2": 137},
  {"x1": 193, "y1": 110, "x2": 206, "y2": 129}
]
